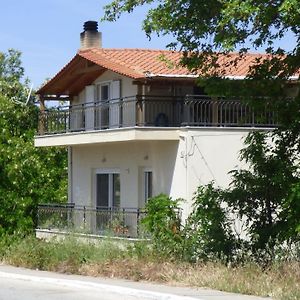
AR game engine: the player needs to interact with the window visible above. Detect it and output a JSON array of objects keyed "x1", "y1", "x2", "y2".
[
  {"x1": 144, "y1": 170, "x2": 153, "y2": 202},
  {"x1": 96, "y1": 171, "x2": 120, "y2": 208},
  {"x1": 96, "y1": 83, "x2": 110, "y2": 102},
  {"x1": 95, "y1": 83, "x2": 110, "y2": 128},
  {"x1": 139, "y1": 167, "x2": 153, "y2": 207}
]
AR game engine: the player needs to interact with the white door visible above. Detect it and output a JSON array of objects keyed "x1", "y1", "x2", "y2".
[
  {"x1": 95, "y1": 171, "x2": 120, "y2": 232},
  {"x1": 96, "y1": 172, "x2": 120, "y2": 208},
  {"x1": 84, "y1": 85, "x2": 95, "y2": 131},
  {"x1": 109, "y1": 80, "x2": 121, "y2": 128}
]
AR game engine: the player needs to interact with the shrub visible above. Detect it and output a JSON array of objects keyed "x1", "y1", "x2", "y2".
[
  {"x1": 223, "y1": 131, "x2": 300, "y2": 251},
  {"x1": 141, "y1": 194, "x2": 183, "y2": 258},
  {"x1": 183, "y1": 183, "x2": 236, "y2": 262}
]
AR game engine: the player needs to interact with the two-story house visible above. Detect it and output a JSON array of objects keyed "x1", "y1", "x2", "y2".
[{"x1": 35, "y1": 21, "x2": 277, "y2": 237}]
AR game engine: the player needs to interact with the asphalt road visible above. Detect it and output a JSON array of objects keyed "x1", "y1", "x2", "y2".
[
  {"x1": 0, "y1": 265, "x2": 270, "y2": 300},
  {"x1": 0, "y1": 276, "x2": 141, "y2": 300}
]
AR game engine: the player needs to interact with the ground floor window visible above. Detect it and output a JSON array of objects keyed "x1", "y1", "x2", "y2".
[
  {"x1": 144, "y1": 169, "x2": 153, "y2": 202},
  {"x1": 96, "y1": 171, "x2": 120, "y2": 208}
]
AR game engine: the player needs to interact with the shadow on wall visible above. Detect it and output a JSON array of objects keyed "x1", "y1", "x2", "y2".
[{"x1": 151, "y1": 140, "x2": 179, "y2": 197}]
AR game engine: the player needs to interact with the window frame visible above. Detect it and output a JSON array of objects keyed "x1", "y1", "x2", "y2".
[
  {"x1": 96, "y1": 81, "x2": 111, "y2": 102},
  {"x1": 143, "y1": 168, "x2": 153, "y2": 203},
  {"x1": 95, "y1": 168, "x2": 120, "y2": 208}
]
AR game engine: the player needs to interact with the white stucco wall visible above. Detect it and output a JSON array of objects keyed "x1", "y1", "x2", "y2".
[
  {"x1": 94, "y1": 70, "x2": 136, "y2": 99},
  {"x1": 71, "y1": 140, "x2": 178, "y2": 209},
  {"x1": 169, "y1": 128, "x2": 249, "y2": 219},
  {"x1": 71, "y1": 70, "x2": 137, "y2": 106},
  {"x1": 62, "y1": 64, "x2": 260, "y2": 217},
  {"x1": 70, "y1": 127, "x2": 250, "y2": 219}
]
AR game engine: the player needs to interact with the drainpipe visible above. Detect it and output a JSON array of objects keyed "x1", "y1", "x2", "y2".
[{"x1": 68, "y1": 146, "x2": 73, "y2": 204}]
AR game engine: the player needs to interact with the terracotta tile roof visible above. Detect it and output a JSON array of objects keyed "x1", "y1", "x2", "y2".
[
  {"x1": 78, "y1": 48, "x2": 190, "y2": 79},
  {"x1": 38, "y1": 48, "x2": 283, "y2": 95},
  {"x1": 78, "y1": 48, "x2": 268, "y2": 79}
]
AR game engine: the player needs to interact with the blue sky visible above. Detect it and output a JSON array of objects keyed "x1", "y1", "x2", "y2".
[
  {"x1": 0, "y1": 0, "x2": 172, "y2": 88},
  {"x1": 0, "y1": 0, "x2": 296, "y2": 89}
]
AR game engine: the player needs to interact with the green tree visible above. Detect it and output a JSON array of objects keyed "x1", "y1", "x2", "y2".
[
  {"x1": 184, "y1": 184, "x2": 235, "y2": 261},
  {"x1": 0, "y1": 49, "x2": 67, "y2": 235},
  {"x1": 224, "y1": 131, "x2": 300, "y2": 249},
  {"x1": 103, "y1": 1, "x2": 300, "y2": 248},
  {"x1": 103, "y1": 1, "x2": 299, "y2": 80},
  {"x1": 103, "y1": 1, "x2": 299, "y2": 125},
  {"x1": 0, "y1": 49, "x2": 30, "y2": 101}
]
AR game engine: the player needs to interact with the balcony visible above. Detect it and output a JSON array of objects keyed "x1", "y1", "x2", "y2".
[
  {"x1": 37, "y1": 95, "x2": 277, "y2": 136},
  {"x1": 34, "y1": 95, "x2": 277, "y2": 147},
  {"x1": 36, "y1": 204, "x2": 147, "y2": 239}
]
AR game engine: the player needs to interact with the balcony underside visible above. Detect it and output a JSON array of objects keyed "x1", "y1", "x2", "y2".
[{"x1": 34, "y1": 127, "x2": 181, "y2": 147}]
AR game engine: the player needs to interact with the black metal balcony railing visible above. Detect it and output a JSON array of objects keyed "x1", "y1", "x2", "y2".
[
  {"x1": 38, "y1": 95, "x2": 277, "y2": 135},
  {"x1": 37, "y1": 204, "x2": 147, "y2": 238}
]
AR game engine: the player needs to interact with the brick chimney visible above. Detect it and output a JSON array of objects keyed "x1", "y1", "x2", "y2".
[{"x1": 80, "y1": 21, "x2": 102, "y2": 49}]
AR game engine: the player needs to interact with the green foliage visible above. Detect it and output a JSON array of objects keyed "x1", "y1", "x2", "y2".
[
  {"x1": 221, "y1": 130, "x2": 300, "y2": 250},
  {"x1": 0, "y1": 235, "x2": 155, "y2": 272},
  {"x1": 0, "y1": 49, "x2": 29, "y2": 101},
  {"x1": 2, "y1": 235, "x2": 126, "y2": 271},
  {"x1": 104, "y1": 0, "x2": 300, "y2": 255},
  {"x1": 184, "y1": 184, "x2": 235, "y2": 261},
  {"x1": 141, "y1": 191, "x2": 235, "y2": 262},
  {"x1": 103, "y1": 0, "x2": 300, "y2": 81},
  {"x1": 141, "y1": 178, "x2": 299, "y2": 262},
  {"x1": 103, "y1": 3, "x2": 300, "y2": 250},
  {"x1": 142, "y1": 194, "x2": 183, "y2": 257},
  {"x1": 281, "y1": 182, "x2": 300, "y2": 240},
  {"x1": 0, "y1": 49, "x2": 67, "y2": 235},
  {"x1": 103, "y1": 2, "x2": 300, "y2": 254},
  {"x1": 0, "y1": 95, "x2": 67, "y2": 235}
]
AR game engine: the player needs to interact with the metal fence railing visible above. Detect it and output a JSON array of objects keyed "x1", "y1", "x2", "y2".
[
  {"x1": 37, "y1": 95, "x2": 278, "y2": 135},
  {"x1": 37, "y1": 204, "x2": 147, "y2": 238},
  {"x1": 183, "y1": 95, "x2": 278, "y2": 127}
]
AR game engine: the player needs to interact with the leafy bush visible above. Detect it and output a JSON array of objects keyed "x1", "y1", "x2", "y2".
[
  {"x1": 279, "y1": 181, "x2": 300, "y2": 242},
  {"x1": 183, "y1": 184, "x2": 236, "y2": 261},
  {"x1": 141, "y1": 194, "x2": 183, "y2": 258},
  {"x1": 223, "y1": 131, "x2": 300, "y2": 251}
]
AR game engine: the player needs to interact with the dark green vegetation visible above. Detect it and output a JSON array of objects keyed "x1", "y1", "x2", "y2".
[
  {"x1": 103, "y1": 0, "x2": 300, "y2": 79},
  {"x1": 0, "y1": 49, "x2": 67, "y2": 235},
  {"x1": 143, "y1": 193, "x2": 300, "y2": 262},
  {"x1": 0, "y1": 2, "x2": 299, "y2": 297},
  {"x1": 224, "y1": 131, "x2": 300, "y2": 250},
  {"x1": 103, "y1": 0, "x2": 300, "y2": 254},
  {"x1": 103, "y1": 0, "x2": 300, "y2": 131},
  {"x1": 151, "y1": 130, "x2": 300, "y2": 257}
]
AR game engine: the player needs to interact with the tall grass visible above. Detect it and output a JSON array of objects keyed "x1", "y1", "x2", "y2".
[
  {"x1": 1, "y1": 235, "x2": 153, "y2": 272},
  {"x1": 0, "y1": 235, "x2": 299, "y2": 300}
]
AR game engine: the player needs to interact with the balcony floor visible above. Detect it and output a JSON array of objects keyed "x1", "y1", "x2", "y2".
[
  {"x1": 33, "y1": 125, "x2": 267, "y2": 147},
  {"x1": 34, "y1": 127, "x2": 181, "y2": 147}
]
